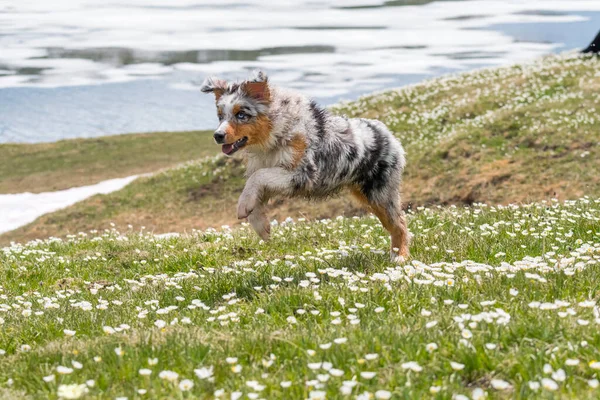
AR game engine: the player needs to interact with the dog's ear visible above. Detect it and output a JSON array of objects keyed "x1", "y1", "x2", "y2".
[
  {"x1": 241, "y1": 70, "x2": 270, "y2": 102},
  {"x1": 248, "y1": 69, "x2": 268, "y2": 83},
  {"x1": 200, "y1": 76, "x2": 227, "y2": 100}
]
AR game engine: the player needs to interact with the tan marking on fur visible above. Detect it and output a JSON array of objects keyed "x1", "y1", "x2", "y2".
[
  {"x1": 242, "y1": 81, "x2": 270, "y2": 102},
  {"x1": 213, "y1": 89, "x2": 225, "y2": 102},
  {"x1": 207, "y1": 78, "x2": 227, "y2": 101},
  {"x1": 232, "y1": 104, "x2": 241, "y2": 115},
  {"x1": 228, "y1": 114, "x2": 272, "y2": 147},
  {"x1": 350, "y1": 187, "x2": 410, "y2": 258},
  {"x1": 350, "y1": 187, "x2": 370, "y2": 207},
  {"x1": 225, "y1": 124, "x2": 236, "y2": 138},
  {"x1": 289, "y1": 135, "x2": 307, "y2": 168}
]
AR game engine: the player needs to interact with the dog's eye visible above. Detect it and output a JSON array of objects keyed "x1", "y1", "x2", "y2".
[
  {"x1": 236, "y1": 111, "x2": 247, "y2": 120},
  {"x1": 218, "y1": 114, "x2": 224, "y2": 121}
]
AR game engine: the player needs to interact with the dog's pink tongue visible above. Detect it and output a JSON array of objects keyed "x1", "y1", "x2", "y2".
[{"x1": 222, "y1": 143, "x2": 234, "y2": 154}]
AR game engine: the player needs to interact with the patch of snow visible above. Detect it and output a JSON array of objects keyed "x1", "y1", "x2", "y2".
[{"x1": 0, "y1": 175, "x2": 140, "y2": 235}]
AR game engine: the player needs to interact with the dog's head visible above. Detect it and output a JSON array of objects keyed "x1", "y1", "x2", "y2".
[{"x1": 200, "y1": 70, "x2": 272, "y2": 156}]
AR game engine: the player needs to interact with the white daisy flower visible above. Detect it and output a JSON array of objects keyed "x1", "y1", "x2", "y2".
[
  {"x1": 56, "y1": 366, "x2": 74, "y2": 375},
  {"x1": 57, "y1": 383, "x2": 88, "y2": 399},
  {"x1": 158, "y1": 370, "x2": 179, "y2": 382},
  {"x1": 375, "y1": 390, "x2": 392, "y2": 399},
  {"x1": 194, "y1": 366, "x2": 214, "y2": 380},
  {"x1": 360, "y1": 371, "x2": 376, "y2": 379},
  {"x1": 490, "y1": 379, "x2": 511, "y2": 390},
  {"x1": 541, "y1": 378, "x2": 558, "y2": 391},
  {"x1": 450, "y1": 362, "x2": 465, "y2": 371},
  {"x1": 179, "y1": 379, "x2": 194, "y2": 391}
]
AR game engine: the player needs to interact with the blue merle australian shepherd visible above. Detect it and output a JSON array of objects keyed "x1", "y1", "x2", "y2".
[{"x1": 201, "y1": 70, "x2": 410, "y2": 262}]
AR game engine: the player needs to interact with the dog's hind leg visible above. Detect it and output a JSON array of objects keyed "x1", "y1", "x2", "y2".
[
  {"x1": 352, "y1": 189, "x2": 410, "y2": 263},
  {"x1": 373, "y1": 198, "x2": 410, "y2": 263},
  {"x1": 248, "y1": 198, "x2": 271, "y2": 241}
]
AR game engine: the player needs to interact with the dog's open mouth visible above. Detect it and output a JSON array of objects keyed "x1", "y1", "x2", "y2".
[{"x1": 222, "y1": 137, "x2": 248, "y2": 155}]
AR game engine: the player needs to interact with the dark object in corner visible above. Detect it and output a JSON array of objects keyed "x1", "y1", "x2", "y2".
[{"x1": 582, "y1": 30, "x2": 600, "y2": 54}]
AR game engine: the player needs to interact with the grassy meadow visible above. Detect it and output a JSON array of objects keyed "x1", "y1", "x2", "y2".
[
  {"x1": 1, "y1": 52, "x2": 599, "y2": 244},
  {"x1": 0, "y1": 131, "x2": 214, "y2": 194},
  {"x1": 1, "y1": 197, "x2": 599, "y2": 399},
  {"x1": 1, "y1": 52, "x2": 600, "y2": 399}
]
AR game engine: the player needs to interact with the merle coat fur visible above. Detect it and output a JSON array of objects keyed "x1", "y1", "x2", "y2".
[{"x1": 201, "y1": 70, "x2": 410, "y2": 261}]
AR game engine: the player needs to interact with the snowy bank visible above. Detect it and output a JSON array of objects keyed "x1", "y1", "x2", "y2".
[{"x1": 0, "y1": 175, "x2": 139, "y2": 235}]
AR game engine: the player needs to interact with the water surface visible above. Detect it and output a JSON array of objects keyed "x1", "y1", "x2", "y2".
[{"x1": 0, "y1": 0, "x2": 599, "y2": 143}]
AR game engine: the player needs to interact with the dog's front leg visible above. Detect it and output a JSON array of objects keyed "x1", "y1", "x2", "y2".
[
  {"x1": 237, "y1": 167, "x2": 294, "y2": 221},
  {"x1": 247, "y1": 199, "x2": 271, "y2": 241}
]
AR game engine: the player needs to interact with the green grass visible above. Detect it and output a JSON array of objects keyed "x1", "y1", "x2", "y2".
[
  {"x1": 2, "y1": 53, "x2": 600, "y2": 399},
  {"x1": 2, "y1": 52, "x2": 598, "y2": 245},
  {"x1": 0, "y1": 157, "x2": 365, "y2": 245},
  {"x1": 0, "y1": 131, "x2": 214, "y2": 194},
  {"x1": 0, "y1": 197, "x2": 599, "y2": 399},
  {"x1": 332, "y1": 52, "x2": 600, "y2": 205}
]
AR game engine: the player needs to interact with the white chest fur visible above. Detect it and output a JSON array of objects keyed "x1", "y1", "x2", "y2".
[{"x1": 245, "y1": 145, "x2": 296, "y2": 176}]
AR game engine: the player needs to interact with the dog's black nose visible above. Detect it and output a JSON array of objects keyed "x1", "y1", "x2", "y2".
[{"x1": 213, "y1": 131, "x2": 225, "y2": 144}]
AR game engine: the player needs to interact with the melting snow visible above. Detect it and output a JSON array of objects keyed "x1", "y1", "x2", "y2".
[{"x1": 0, "y1": 175, "x2": 139, "y2": 235}]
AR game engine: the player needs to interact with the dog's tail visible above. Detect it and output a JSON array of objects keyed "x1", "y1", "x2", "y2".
[{"x1": 582, "y1": 30, "x2": 600, "y2": 54}]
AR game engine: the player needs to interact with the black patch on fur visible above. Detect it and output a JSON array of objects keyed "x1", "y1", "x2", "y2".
[
  {"x1": 281, "y1": 99, "x2": 290, "y2": 106},
  {"x1": 310, "y1": 101, "x2": 327, "y2": 139},
  {"x1": 338, "y1": 164, "x2": 350, "y2": 180},
  {"x1": 336, "y1": 142, "x2": 358, "y2": 180},
  {"x1": 292, "y1": 162, "x2": 316, "y2": 192},
  {"x1": 355, "y1": 120, "x2": 391, "y2": 200},
  {"x1": 346, "y1": 143, "x2": 358, "y2": 160},
  {"x1": 388, "y1": 154, "x2": 399, "y2": 171}
]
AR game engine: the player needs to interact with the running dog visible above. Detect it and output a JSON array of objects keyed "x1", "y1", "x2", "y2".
[{"x1": 201, "y1": 70, "x2": 410, "y2": 262}]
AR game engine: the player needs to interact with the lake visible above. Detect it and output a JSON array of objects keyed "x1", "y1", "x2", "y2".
[{"x1": 0, "y1": 0, "x2": 599, "y2": 143}]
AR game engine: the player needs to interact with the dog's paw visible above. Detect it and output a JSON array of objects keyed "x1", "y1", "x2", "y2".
[
  {"x1": 237, "y1": 191, "x2": 258, "y2": 219},
  {"x1": 256, "y1": 222, "x2": 271, "y2": 241},
  {"x1": 390, "y1": 247, "x2": 410, "y2": 264},
  {"x1": 249, "y1": 211, "x2": 271, "y2": 241},
  {"x1": 391, "y1": 249, "x2": 409, "y2": 264},
  {"x1": 237, "y1": 202, "x2": 253, "y2": 220},
  {"x1": 391, "y1": 254, "x2": 406, "y2": 264}
]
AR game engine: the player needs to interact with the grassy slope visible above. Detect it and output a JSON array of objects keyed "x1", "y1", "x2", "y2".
[
  {"x1": 332, "y1": 53, "x2": 599, "y2": 205},
  {"x1": 1, "y1": 53, "x2": 599, "y2": 245},
  {"x1": 0, "y1": 198, "x2": 599, "y2": 399},
  {"x1": 0, "y1": 131, "x2": 214, "y2": 194},
  {"x1": 0, "y1": 156, "x2": 367, "y2": 245}
]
